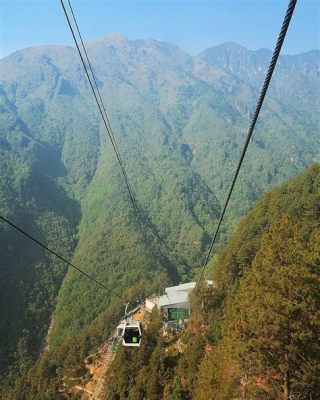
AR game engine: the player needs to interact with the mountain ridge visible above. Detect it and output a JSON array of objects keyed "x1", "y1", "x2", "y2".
[
  {"x1": 2, "y1": 34, "x2": 320, "y2": 62},
  {"x1": 0, "y1": 34, "x2": 319, "y2": 398}
]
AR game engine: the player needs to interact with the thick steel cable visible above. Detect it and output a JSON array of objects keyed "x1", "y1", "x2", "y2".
[
  {"x1": 0, "y1": 215, "x2": 128, "y2": 301},
  {"x1": 198, "y1": 0, "x2": 297, "y2": 283},
  {"x1": 60, "y1": 0, "x2": 158, "y2": 267}
]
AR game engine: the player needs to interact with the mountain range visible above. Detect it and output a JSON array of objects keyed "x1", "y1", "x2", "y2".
[{"x1": 0, "y1": 34, "x2": 319, "y2": 397}]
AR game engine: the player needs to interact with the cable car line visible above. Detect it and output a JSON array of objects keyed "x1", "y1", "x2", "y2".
[
  {"x1": 198, "y1": 0, "x2": 297, "y2": 283},
  {"x1": 65, "y1": 0, "x2": 128, "y2": 194},
  {"x1": 61, "y1": 0, "x2": 157, "y2": 267},
  {"x1": 1, "y1": 0, "x2": 297, "y2": 346},
  {"x1": 0, "y1": 215, "x2": 128, "y2": 302},
  {"x1": 60, "y1": 0, "x2": 158, "y2": 268}
]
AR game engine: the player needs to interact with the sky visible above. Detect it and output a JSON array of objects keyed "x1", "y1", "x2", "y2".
[{"x1": 0, "y1": 0, "x2": 319, "y2": 59}]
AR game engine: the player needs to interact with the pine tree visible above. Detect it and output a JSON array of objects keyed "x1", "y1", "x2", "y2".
[{"x1": 222, "y1": 217, "x2": 320, "y2": 399}]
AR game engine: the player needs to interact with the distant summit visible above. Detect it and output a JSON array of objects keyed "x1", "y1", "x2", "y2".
[
  {"x1": 0, "y1": 33, "x2": 319, "y2": 399},
  {"x1": 198, "y1": 41, "x2": 320, "y2": 83},
  {"x1": 88, "y1": 32, "x2": 130, "y2": 46},
  {"x1": 2, "y1": 33, "x2": 319, "y2": 63}
]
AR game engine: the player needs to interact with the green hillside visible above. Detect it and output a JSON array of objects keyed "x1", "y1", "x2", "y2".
[
  {"x1": 0, "y1": 36, "x2": 319, "y2": 397},
  {"x1": 103, "y1": 163, "x2": 320, "y2": 400}
]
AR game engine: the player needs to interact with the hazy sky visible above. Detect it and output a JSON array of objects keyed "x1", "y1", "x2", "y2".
[{"x1": 0, "y1": 0, "x2": 319, "y2": 59}]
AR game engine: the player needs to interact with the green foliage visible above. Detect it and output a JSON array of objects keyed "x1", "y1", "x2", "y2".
[
  {"x1": 164, "y1": 377, "x2": 185, "y2": 400},
  {"x1": 194, "y1": 164, "x2": 320, "y2": 399},
  {"x1": 104, "y1": 309, "x2": 165, "y2": 400},
  {"x1": 222, "y1": 217, "x2": 320, "y2": 398},
  {"x1": 0, "y1": 36, "x2": 319, "y2": 398},
  {"x1": 104, "y1": 164, "x2": 320, "y2": 400},
  {"x1": 207, "y1": 308, "x2": 222, "y2": 345}
]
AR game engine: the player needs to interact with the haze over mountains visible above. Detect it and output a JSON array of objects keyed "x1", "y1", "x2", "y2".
[{"x1": 0, "y1": 34, "x2": 319, "y2": 396}]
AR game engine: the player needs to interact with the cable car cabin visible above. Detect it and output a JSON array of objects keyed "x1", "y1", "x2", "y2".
[{"x1": 116, "y1": 320, "x2": 142, "y2": 347}]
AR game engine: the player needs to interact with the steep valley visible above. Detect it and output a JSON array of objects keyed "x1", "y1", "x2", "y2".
[{"x1": 0, "y1": 35, "x2": 319, "y2": 397}]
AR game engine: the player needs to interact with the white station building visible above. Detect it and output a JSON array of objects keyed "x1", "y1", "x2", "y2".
[{"x1": 146, "y1": 281, "x2": 213, "y2": 322}]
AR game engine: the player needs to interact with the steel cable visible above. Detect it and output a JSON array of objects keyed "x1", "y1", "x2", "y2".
[
  {"x1": 0, "y1": 215, "x2": 128, "y2": 301},
  {"x1": 198, "y1": 0, "x2": 297, "y2": 283}
]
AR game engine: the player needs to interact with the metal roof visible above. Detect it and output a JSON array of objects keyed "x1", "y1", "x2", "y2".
[
  {"x1": 159, "y1": 291, "x2": 190, "y2": 308},
  {"x1": 165, "y1": 282, "x2": 196, "y2": 294},
  {"x1": 149, "y1": 281, "x2": 214, "y2": 309}
]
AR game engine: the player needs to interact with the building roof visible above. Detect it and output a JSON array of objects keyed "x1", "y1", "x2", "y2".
[
  {"x1": 146, "y1": 281, "x2": 214, "y2": 309},
  {"x1": 165, "y1": 282, "x2": 196, "y2": 294},
  {"x1": 159, "y1": 291, "x2": 190, "y2": 308}
]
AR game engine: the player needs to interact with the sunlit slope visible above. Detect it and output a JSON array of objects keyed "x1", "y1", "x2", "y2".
[
  {"x1": 0, "y1": 35, "x2": 318, "y2": 395},
  {"x1": 103, "y1": 163, "x2": 320, "y2": 399}
]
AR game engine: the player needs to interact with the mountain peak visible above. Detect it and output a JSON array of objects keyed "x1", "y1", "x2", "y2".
[
  {"x1": 218, "y1": 41, "x2": 248, "y2": 51},
  {"x1": 88, "y1": 32, "x2": 130, "y2": 46}
]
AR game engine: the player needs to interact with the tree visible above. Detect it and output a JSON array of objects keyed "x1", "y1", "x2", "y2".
[{"x1": 222, "y1": 217, "x2": 320, "y2": 399}]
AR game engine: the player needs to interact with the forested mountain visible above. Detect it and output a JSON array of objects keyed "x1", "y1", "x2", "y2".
[
  {"x1": 104, "y1": 163, "x2": 320, "y2": 399},
  {"x1": 0, "y1": 35, "x2": 319, "y2": 398}
]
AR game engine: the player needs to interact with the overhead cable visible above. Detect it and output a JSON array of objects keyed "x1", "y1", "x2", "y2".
[
  {"x1": 198, "y1": 0, "x2": 297, "y2": 283},
  {"x1": 60, "y1": 0, "x2": 158, "y2": 267},
  {"x1": 0, "y1": 215, "x2": 128, "y2": 301}
]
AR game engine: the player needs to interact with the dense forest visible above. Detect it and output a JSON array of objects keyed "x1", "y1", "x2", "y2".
[
  {"x1": 104, "y1": 164, "x2": 320, "y2": 400},
  {"x1": 0, "y1": 35, "x2": 319, "y2": 398}
]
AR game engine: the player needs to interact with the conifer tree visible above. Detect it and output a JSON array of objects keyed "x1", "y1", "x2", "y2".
[{"x1": 223, "y1": 217, "x2": 320, "y2": 399}]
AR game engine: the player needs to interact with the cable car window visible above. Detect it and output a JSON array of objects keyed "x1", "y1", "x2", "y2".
[{"x1": 123, "y1": 327, "x2": 141, "y2": 344}]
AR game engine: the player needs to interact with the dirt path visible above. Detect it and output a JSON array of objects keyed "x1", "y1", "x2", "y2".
[{"x1": 87, "y1": 341, "x2": 115, "y2": 400}]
